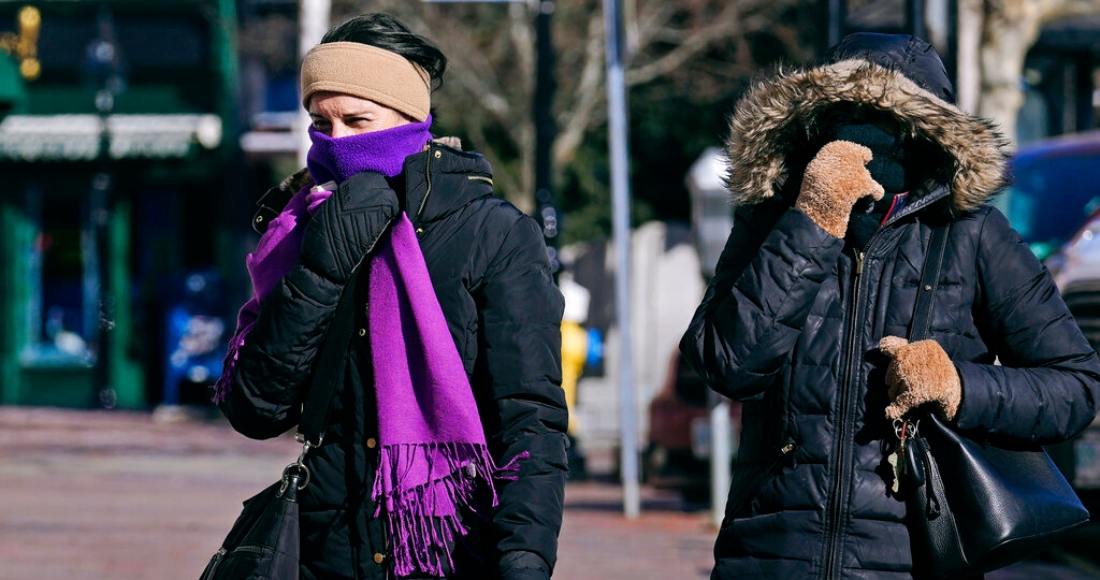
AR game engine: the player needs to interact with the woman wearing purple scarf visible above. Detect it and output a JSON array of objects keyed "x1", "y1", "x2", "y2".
[{"x1": 215, "y1": 13, "x2": 567, "y2": 580}]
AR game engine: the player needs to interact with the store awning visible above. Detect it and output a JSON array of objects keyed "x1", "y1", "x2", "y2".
[{"x1": 0, "y1": 113, "x2": 223, "y2": 161}]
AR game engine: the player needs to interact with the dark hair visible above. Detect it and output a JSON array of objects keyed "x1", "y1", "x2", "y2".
[{"x1": 321, "y1": 13, "x2": 447, "y2": 90}]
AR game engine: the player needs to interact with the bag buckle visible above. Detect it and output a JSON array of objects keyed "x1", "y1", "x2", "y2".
[{"x1": 278, "y1": 434, "x2": 321, "y2": 495}]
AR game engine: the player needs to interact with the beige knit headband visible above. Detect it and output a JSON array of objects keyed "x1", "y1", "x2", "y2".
[{"x1": 300, "y1": 41, "x2": 431, "y2": 122}]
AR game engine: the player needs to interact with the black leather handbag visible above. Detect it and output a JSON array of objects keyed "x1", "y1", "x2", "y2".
[
  {"x1": 199, "y1": 476, "x2": 302, "y2": 580},
  {"x1": 899, "y1": 222, "x2": 1090, "y2": 578},
  {"x1": 200, "y1": 265, "x2": 362, "y2": 580}
]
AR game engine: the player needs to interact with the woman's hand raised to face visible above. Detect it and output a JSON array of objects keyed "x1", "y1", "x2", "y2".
[{"x1": 795, "y1": 140, "x2": 885, "y2": 238}]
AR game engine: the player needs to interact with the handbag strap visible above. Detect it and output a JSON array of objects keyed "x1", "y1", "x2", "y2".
[
  {"x1": 909, "y1": 222, "x2": 951, "y2": 342},
  {"x1": 297, "y1": 264, "x2": 363, "y2": 446}
]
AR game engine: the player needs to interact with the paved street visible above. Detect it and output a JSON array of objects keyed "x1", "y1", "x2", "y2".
[
  {"x1": 0, "y1": 407, "x2": 713, "y2": 580},
  {"x1": 0, "y1": 406, "x2": 1097, "y2": 580}
]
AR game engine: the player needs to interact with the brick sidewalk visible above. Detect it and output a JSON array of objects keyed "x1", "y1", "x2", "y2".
[
  {"x1": 0, "y1": 407, "x2": 714, "y2": 580},
  {"x1": 3, "y1": 407, "x2": 1095, "y2": 580},
  {"x1": 557, "y1": 482, "x2": 713, "y2": 579}
]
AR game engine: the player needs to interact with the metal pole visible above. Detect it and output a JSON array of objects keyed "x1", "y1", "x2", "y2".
[
  {"x1": 298, "y1": 0, "x2": 331, "y2": 167},
  {"x1": 603, "y1": 0, "x2": 638, "y2": 520},
  {"x1": 907, "y1": 0, "x2": 927, "y2": 41},
  {"x1": 827, "y1": 0, "x2": 846, "y2": 48},
  {"x1": 534, "y1": 1, "x2": 560, "y2": 275},
  {"x1": 944, "y1": 0, "x2": 958, "y2": 87},
  {"x1": 84, "y1": 7, "x2": 123, "y2": 408},
  {"x1": 709, "y1": 395, "x2": 731, "y2": 528}
]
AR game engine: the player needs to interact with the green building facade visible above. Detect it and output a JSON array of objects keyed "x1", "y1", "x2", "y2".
[{"x1": 0, "y1": 0, "x2": 243, "y2": 409}]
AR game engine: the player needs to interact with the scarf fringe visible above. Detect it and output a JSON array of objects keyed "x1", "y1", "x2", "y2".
[
  {"x1": 211, "y1": 332, "x2": 248, "y2": 404},
  {"x1": 372, "y1": 442, "x2": 527, "y2": 577}
]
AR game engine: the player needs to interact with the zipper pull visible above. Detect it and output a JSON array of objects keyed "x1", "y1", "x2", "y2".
[{"x1": 854, "y1": 251, "x2": 864, "y2": 276}]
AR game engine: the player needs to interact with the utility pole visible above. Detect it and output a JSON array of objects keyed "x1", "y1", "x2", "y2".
[
  {"x1": 424, "y1": 0, "x2": 561, "y2": 270},
  {"x1": 533, "y1": 0, "x2": 559, "y2": 275},
  {"x1": 907, "y1": 0, "x2": 927, "y2": 41},
  {"x1": 83, "y1": 7, "x2": 126, "y2": 408},
  {"x1": 298, "y1": 0, "x2": 331, "y2": 167},
  {"x1": 827, "y1": 0, "x2": 847, "y2": 49},
  {"x1": 603, "y1": 0, "x2": 638, "y2": 520}
]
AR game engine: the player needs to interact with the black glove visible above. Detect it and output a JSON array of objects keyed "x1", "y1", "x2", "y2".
[
  {"x1": 497, "y1": 550, "x2": 551, "y2": 580},
  {"x1": 299, "y1": 171, "x2": 400, "y2": 283}
]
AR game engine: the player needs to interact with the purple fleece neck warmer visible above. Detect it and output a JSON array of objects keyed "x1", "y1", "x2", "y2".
[{"x1": 307, "y1": 116, "x2": 433, "y2": 184}]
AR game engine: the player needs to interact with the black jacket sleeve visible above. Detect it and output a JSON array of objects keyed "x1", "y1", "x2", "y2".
[
  {"x1": 474, "y1": 212, "x2": 568, "y2": 577},
  {"x1": 680, "y1": 200, "x2": 844, "y2": 401},
  {"x1": 220, "y1": 172, "x2": 400, "y2": 439},
  {"x1": 954, "y1": 208, "x2": 1100, "y2": 444}
]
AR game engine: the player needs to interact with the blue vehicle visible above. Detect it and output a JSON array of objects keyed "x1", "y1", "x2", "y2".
[{"x1": 994, "y1": 130, "x2": 1100, "y2": 261}]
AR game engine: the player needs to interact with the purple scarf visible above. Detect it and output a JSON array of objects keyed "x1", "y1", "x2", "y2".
[
  {"x1": 213, "y1": 117, "x2": 433, "y2": 402},
  {"x1": 369, "y1": 214, "x2": 521, "y2": 577}
]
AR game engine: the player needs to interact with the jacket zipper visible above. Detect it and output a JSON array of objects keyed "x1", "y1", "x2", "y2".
[
  {"x1": 201, "y1": 548, "x2": 226, "y2": 580},
  {"x1": 229, "y1": 545, "x2": 267, "y2": 555},
  {"x1": 723, "y1": 439, "x2": 798, "y2": 524},
  {"x1": 416, "y1": 147, "x2": 435, "y2": 220},
  {"x1": 823, "y1": 249, "x2": 865, "y2": 579}
]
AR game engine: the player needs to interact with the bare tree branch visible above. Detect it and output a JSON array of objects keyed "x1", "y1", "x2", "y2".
[
  {"x1": 553, "y1": 14, "x2": 606, "y2": 169},
  {"x1": 330, "y1": 0, "x2": 806, "y2": 219}
]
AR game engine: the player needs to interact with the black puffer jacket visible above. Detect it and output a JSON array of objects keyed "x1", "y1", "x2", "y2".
[
  {"x1": 221, "y1": 142, "x2": 568, "y2": 580},
  {"x1": 680, "y1": 34, "x2": 1100, "y2": 578}
]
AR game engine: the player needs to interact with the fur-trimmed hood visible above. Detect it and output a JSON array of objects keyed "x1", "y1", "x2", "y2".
[{"x1": 725, "y1": 33, "x2": 1007, "y2": 212}]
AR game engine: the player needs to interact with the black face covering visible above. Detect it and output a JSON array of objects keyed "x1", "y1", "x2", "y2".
[{"x1": 834, "y1": 122, "x2": 908, "y2": 193}]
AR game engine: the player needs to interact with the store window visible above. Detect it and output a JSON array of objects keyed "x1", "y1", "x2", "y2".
[{"x1": 20, "y1": 186, "x2": 96, "y2": 366}]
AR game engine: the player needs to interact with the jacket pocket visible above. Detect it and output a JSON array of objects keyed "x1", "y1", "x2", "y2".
[{"x1": 721, "y1": 438, "x2": 798, "y2": 527}]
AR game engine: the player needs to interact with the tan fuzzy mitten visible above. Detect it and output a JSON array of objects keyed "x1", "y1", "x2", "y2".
[
  {"x1": 879, "y1": 336, "x2": 962, "y2": 421},
  {"x1": 795, "y1": 140, "x2": 886, "y2": 238}
]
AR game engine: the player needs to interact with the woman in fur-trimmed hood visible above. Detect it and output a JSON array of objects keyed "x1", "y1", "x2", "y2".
[{"x1": 680, "y1": 32, "x2": 1100, "y2": 578}]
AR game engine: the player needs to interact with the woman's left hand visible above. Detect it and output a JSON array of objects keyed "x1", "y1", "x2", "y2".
[
  {"x1": 300, "y1": 170, "x2": 400, "y2": 283},
  {"x1": 880, "y1": 336, "x2": 962, "y2": 421}
]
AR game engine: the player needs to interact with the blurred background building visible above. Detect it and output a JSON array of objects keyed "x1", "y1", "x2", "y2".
[
  {"x1": 0, "y1": 0, "x2": 242, "y2": 411},
  {"x1": 0, "y1": 0, "x2": 1099, "y2": 512}
]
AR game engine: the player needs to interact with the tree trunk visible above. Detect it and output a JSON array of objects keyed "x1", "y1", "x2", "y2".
[
  {"x1": 976, "y1": 0, "x2": 1100, "y2": 148},
  {"x1": 955, "y1": 0, "x2": 982, "y2": 115},
  {"x1": 978, "y1": 0, "x2": 1044, "y2": 148}
]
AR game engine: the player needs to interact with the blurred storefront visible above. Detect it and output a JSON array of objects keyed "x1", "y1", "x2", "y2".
[
  {"x1": 0, "y1": 52, "x2": 23, "y2": 116},
  {"x1": 846, "y1": 0, "x2": 1100, "y2": 143},
  {"x1": 1018, "y1": 15, "x2": 1100, "y2": 144},
  {"x1": 0, "y1": 0, "x2": 242, "y2": 409}
]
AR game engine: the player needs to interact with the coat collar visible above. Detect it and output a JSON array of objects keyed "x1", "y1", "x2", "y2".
[{"x1": 401, "y1": 142, "x2": 495, "y2": 227}]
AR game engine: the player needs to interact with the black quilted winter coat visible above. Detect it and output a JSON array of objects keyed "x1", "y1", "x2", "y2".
[
  {"x1": 220, "y1": 142, "x2": 568, "y2": 580},
  {"x1": 680, "y1": 34, "x2": 1100, "y2": 579}
]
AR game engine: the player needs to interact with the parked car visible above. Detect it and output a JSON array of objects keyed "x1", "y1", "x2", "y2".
[
  {"x1": 994, "y1": 130, "x2": 1100, "y2": 261},
  {"x1": 644, "y1": 350, "x2": 740, "y2": 503}
]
